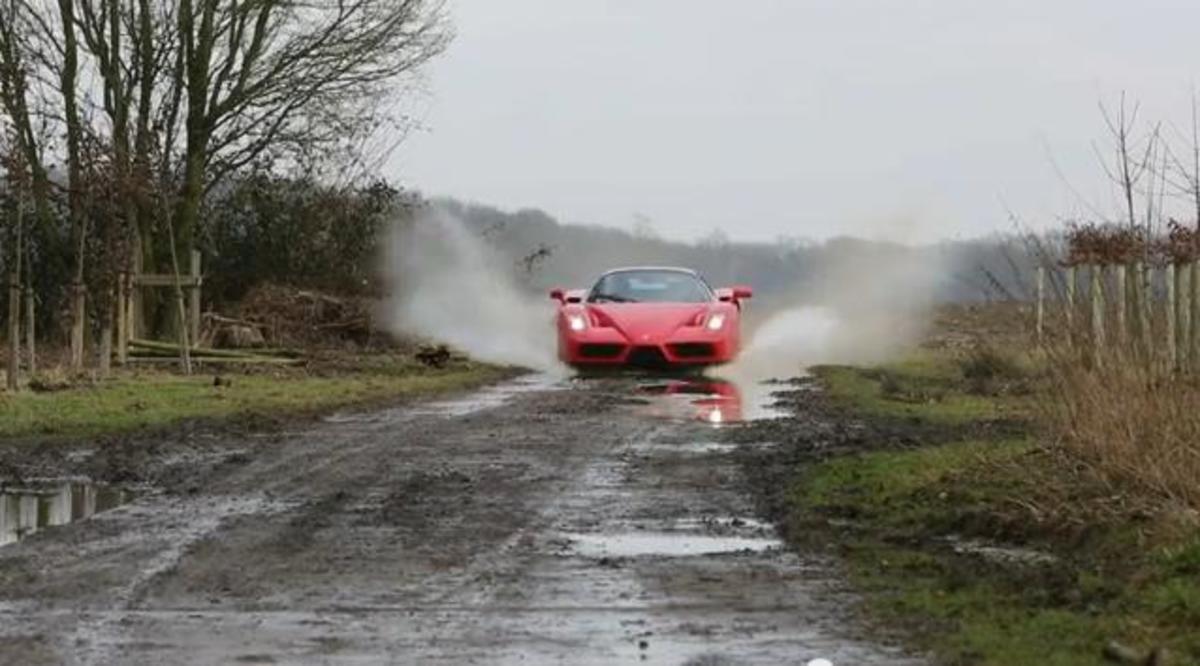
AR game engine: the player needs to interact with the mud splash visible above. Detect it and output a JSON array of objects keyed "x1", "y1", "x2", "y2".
[{"x1": 1, "y1": 481, "x2": 129, "y2": 547}]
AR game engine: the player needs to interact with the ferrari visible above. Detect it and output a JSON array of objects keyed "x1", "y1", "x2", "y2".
[{"x1": 550, "y1": 267, "x2": 752, "y2": 369}]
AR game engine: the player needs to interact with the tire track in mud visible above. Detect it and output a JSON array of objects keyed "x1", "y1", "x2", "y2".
[{"x1": 0, "y1": 375, "x2": 922, "y2": 665}]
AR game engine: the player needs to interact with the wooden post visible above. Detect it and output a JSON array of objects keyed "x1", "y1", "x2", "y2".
[
  {"x1": 1166, "y1": 263, "x2": 1178, "y2": 371},
  {"x1": 1138, "y1": 261, "x2": 1153, "y2": 361},
  {"x1": 6, "y1": 272, "x2": 19, "y2": 391},
  {"x1": 1192, "y1": 261, "x2": 1200, "y2": 373},
  {"x1": 131, "y1": 238, "x2": 143, "y2": 340},
  {"x1": 1091, "y1": 264, "x2": 1105, "y2": 365},
  {"x1": 1178, "y1": 262, "x2": 1192, "y2": 371},
  {"x1": 1035, "y1": 265, "x2": 1045, "y2": 345},
  {"x1": 23, "y1": 286, "x2": 35, "y2": 377},
  {"x1": 1114, "y1": 263, "x2": 1127, "y2": 348},
  {"x1": 1065, "y1": 265, "x2": 1077, "y2": 344},
  {"x1": 125, "y1": 272, "x2": 137, "y2": 355},
  {"x1": 115, "y1": 272, "x2": 128, "y2": 365},
  {"x1": 189, "y1": 250, "x2": 201, "y2": 349},
  {"x1": 70, "y1": 282, "x2": 86, "y2": 371}
]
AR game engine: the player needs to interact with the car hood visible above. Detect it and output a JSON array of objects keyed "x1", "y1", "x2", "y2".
[{"x1": 588, "y1": 303, "x2": 710, "y2": 341}]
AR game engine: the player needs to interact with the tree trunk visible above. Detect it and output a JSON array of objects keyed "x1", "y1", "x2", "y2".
[{"x1": 57, "y1": 0, "x2": 86, "y2": 363}]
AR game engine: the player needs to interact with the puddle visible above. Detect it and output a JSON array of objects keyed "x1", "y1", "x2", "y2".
[
  {"x1": 673, "y1": 516, "x2": 773, "y2": 534},
  {"x1": 562, "y1": 531, "x2": 780, "y2": 558},
  {"x1": 1, "y1": 481, "x2": 129, "y2": 547},
  {"x1": 633, "y1": 378, "x2": 786, "y2": 424},
  {"x1": 639, "y1": 440, "x2": 741, "y2": 455}
]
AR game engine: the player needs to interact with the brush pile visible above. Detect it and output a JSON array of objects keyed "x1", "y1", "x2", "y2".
[
  {"x1": 235, "y1": 284, "x2": 376, "y2": 347},
  {"x1": 1063, "y1": 221, "x2": 1200, "y2": 266}
]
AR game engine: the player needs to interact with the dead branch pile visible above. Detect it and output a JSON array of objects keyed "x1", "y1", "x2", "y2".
[
  {"x1": 235, "y1": 284, "x2": 375, "y2": 347},
  {"x1": 1064, "y1": 223, "x2": 1147, "y2": 266},
  {"x1": 1065, "y1": 222, "x2": 1200, "y2": 266},
  {"x1": 1159, "y1": 220, "x2": 1200, "y2": 264}
]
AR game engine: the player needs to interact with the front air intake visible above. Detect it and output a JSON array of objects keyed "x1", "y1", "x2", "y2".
[
  {"x1": 670, "y1": 343, "x2": 715, "y2": 359},
  {"x1": 627, "y1": 346, "x2": 669, "y2": 367}
]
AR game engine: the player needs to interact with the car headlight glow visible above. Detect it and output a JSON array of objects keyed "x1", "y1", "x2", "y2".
[
  {"x1": 706, "y1": 313, "x2": 726, "y2": 331},
  {"x1": 567, "y1": 313, "x2": 587, "y2": 332}
]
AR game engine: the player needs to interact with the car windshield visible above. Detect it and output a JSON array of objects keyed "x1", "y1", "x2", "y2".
[{"x1": 588, "y1": 270, "x2": 712, "y2": 304}]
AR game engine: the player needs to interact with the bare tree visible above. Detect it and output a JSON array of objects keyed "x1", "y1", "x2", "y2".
[{"x1": 170, "y1": 0, "x2": 451, "y2": 259}]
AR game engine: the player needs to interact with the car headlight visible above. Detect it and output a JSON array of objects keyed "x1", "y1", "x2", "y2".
[
  {"x1": 567, "y1": 313, "x2": 587, "y2": 332},
  {"x1": 706, "y1": 313, "x2": 726, "y2": 331}
]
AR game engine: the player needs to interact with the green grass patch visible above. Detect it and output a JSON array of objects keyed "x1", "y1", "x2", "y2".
[
  {"x1": 813, "y1": 354, "x2": 1013, "y2": 425},
  {"x1": 791, "y1": 352, "x2": 1200, "y2": 664},
  {"x1": 0, "y1": 359, "x2": 509, "y2": 440},
  {"x1": 796, "y1": 440, "x2": 1200, "y2": 664}
]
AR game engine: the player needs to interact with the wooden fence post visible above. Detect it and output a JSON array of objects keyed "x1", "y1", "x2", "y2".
[
  {"x1": 1178, "y1": 263, "x2": 1192, "y2": 371},
  {"x1": 70, "y1": 282, "x2": 86, "y2": 371},
  {"x1": 1065, "y1": 265, "x2": 1077, "y2": 346},
  {"x1": 1090, "y1": 264, "x2": 1105, "y2": 366},
  {"x1": 1166, "y1": 263, "x2": 1177, "y2": 371},
  {"x1": 1192, "y1": 261, "x2": 1200, "y2": 372},
  {"x1": 1139, "y1": 262, "x2": 1153, "y2": 361},
  {"x1": 115, "y1": 272, "x2": 127, "y2": 365},
  {"x1": 1114, "y1": 264, "x2": 1127, "y2": 348},
  {"x1": 189, "y1": 250, "x2": 202, "y2": 349},
  {"x1": 1035, "y1": 266, "x2": 1045, "y2": 344}
]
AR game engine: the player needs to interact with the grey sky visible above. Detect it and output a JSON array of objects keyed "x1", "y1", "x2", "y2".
[{"x1": 390, "y1": 1, "x2": 1200, "y2": 243}]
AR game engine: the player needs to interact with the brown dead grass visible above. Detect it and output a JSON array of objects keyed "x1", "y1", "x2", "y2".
[{"x1": 1044, "y1": 360, "x2": 1200, "y2": 516}]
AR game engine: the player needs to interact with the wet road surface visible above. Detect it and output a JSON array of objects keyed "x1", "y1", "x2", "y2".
[{"x1": 0, "y1": 375, "x2": 921, "y2": 665}]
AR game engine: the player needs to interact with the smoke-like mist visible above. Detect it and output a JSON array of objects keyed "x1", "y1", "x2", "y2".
[
  {"x1": 726, "y1": 247, "x2": 945, "y2": 381},
  {"x1": 385, "y1": 204, "x2": 945, "y2": 383},
  {"x1": 383, "y1": 209, "x2": 563, "y2": 373}
]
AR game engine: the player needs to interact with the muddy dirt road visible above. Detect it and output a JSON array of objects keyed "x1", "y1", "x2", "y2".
[{"x1": 0, "y1": 375, "x2": 920, "y2": 665}]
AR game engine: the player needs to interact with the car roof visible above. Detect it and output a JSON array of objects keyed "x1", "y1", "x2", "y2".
[{"x1": 596, "y1": 266, "x2": 700, "y2": 278}]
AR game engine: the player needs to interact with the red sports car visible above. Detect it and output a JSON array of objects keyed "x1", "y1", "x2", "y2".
[{"x1": 551, "y1": 267, "x2": 752, "y2": 368}]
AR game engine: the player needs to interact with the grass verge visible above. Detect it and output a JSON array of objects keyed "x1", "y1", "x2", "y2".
[
  {"x1": 0, "y1": 356, "x2": 512, "y2": 440},
  {"x1": 790, "y1": 356, "x2": 1200, "y2": 665}
]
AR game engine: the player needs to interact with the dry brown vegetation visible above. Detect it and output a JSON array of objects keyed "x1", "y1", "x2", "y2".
[
  {"x1": 1036, "y1": 222, "x2": 1200, "y2": 518},
  {"x1": 1043, "y1": 355, "x2": 1200, "y2": 518}
]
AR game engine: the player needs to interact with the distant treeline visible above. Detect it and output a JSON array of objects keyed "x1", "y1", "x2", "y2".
[{"x1": 434, "y1": 198, "x2": 1038, "y2": 307}]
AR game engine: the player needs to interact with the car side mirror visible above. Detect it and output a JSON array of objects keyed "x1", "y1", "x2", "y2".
[
  {"x1": 717, "y1": 286, "x2": 753, "y2": 302},
  {"x1": 550, "y1": 288, "x2": 565, "y2": 303}
]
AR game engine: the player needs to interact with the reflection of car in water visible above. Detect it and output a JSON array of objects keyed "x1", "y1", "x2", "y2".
[
  {"x1": 638, "y1": 379, "x2": 743, "y2": 424},
  {"x1": 551, "y1": 267, "x2": 752, "y2": 369}
]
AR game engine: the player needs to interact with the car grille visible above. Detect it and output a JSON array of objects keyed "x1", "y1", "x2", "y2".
[
  {"x1": 627, "y1": 346, "x2": 669, "y2": 367},
  {"x1": 670, "y1": 343, "x2": 715, "y2": 359},
  {"x1": 580, "y1": 343, "x2": 625, "y2": 359}
]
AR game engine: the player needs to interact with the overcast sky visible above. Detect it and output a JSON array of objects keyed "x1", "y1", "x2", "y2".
[{"x1": 390, "y1": 1, "x2": 1200, "y2": 244}]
